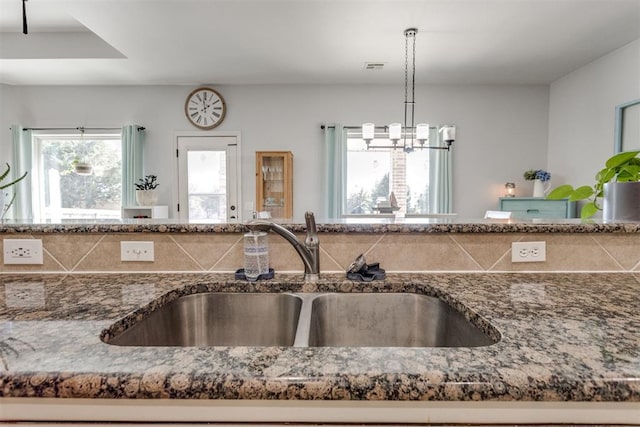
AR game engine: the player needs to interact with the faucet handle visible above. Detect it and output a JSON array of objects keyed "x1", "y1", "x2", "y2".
[
  {"x1": 304, "y1": 211, "x2": 317, "y2": 233},
  {"x1": 304, "y1": 211, "x2": 319, "y2": 247}
]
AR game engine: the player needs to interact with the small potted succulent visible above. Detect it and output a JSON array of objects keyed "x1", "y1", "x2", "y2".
[
  {"x1": 1, "y1": 163, "x2": 28, "y2": 220},
  {"x1": 547, "y1": 150, "x2": 640, "y2": 220},
  {"x1": 134, "y1": 174, "x2": 159, "y2": 206},
  {"x1": 523, "y1": 169, "x2": 551, "y2": 197}
]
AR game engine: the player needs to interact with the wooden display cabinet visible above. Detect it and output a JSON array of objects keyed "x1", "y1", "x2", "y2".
[{"x1": 255, "y1": 151, "x2": 293, "y2": 219}]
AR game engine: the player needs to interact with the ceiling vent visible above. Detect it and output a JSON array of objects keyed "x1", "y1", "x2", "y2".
[{"x1": 364, "y1": 62, "x2": 385, "y2": 70}]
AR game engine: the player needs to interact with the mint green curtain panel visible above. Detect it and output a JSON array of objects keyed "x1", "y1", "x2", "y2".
[
  {"x1": 121, "y1": 125, "x2": 145, "y2": 208},
  {"x1": 429, "y1": 148, "x2": 452, "y2": 214},
  {"x1": 323, "y1": 124, "x2": 345, "y2": 218},
  {"x1": 10, "y1": 125, "x2": 33, "y2": 220}
]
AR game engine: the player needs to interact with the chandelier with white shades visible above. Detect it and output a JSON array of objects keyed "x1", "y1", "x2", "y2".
[{"x1": 362, "y1": 28, "x2": 456, "y2": 152}]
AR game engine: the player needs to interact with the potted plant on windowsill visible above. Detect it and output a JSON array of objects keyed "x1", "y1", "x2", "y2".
[
  {"x1": 547, "y1": 150, "x2": 640, "y2": 220},
  {"x1": 134, "y1": 174, "x2": 159, "y2": 206},
  {"x1": 1, "y1": 163, "x2": 28, "y2": 220}
]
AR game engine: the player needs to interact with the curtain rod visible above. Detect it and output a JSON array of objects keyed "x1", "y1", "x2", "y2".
[
  {"x1": 321, "y1": 125, "x2": 381, "y2": 130},
  {"x1": 320, "y1": 125, "x2": 437, "y2": 130},
  {"x1": 19, "y1": 126, "x2": 145, "y2": 131}
]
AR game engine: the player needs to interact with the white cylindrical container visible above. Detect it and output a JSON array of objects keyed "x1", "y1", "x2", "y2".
[{"x1": 243, "y1": 231, "x2": 269, "y2": 280}]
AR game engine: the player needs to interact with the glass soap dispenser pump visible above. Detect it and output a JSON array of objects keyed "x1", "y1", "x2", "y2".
[{"x1": 243, "y1": 230, "x2": 270, "y2": 281}]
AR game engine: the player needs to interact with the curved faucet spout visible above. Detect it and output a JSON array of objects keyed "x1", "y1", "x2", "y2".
[{"x1": 246, "y1": 211, "x2": 320, "y2": 282}]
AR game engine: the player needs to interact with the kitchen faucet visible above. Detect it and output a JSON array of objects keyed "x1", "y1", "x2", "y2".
[{"x1": 246, "y1": 211, "x2": 319, "y2": 282}]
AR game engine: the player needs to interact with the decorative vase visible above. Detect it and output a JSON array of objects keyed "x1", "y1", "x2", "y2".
[
  {"x1": 532, "y1": 179, "x2": 550, "y2": 198},
  {"x1": 603, "y1": 182, "x2": 640, "y2": 221},
  {"x1": 135, "y1": 190, "x2": 158, "y2": 206}
]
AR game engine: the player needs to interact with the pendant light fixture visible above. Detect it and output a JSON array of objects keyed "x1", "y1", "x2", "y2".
[
  {"x1": 362, "y1": 28, "x2": 456, "y2": 152},
  {"x1": 74, "y1": 127, "x2": 93, "y2": 176}
]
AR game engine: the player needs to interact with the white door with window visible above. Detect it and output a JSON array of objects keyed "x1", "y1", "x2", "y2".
[{"x1": 176, "y1": 135, "x2": 240, "y2": 222}]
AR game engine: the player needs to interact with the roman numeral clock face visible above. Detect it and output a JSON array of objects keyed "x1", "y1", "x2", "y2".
[{"x1": 184, "y1": 87, "x2": 227, "y2": 129}]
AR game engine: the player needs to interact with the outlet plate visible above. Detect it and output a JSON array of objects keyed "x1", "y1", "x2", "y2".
[
  {"x1": 121, "y1": 241, "x2": 155, "y2": 262},
  {"x1": 3, "y1": 239, "x2": 44, "y2": 265},
  {"x1": 511, "y1": 241, "x2": 546, "y2": 263},
  {"x1": 5, "y1": 282, "x2": 46, "y2": 308}
]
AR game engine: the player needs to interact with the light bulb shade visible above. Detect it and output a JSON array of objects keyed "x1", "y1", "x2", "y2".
[
  {"x1": 441, "y1": 125, "x2": 456, "y2": 143},
  {"x1": 389, "y1": 123, "x2": 402, "y2": 140},
  {"x1": 416, "y1": 123, "x2": 429, "y2": 141},
  {"x1": 362, "y1": 123, "x2": 375, "y2": 140}
]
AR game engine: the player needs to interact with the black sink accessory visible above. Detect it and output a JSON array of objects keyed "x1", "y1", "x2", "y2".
[
  {"x1": 346, "y1": 254, "x2": 386, "y2": 282},
  {"x1": 235, "y1": 268, "x2": 275, "y2": 281}
]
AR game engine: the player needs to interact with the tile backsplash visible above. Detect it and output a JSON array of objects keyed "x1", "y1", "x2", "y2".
[{"x1": 1, "y1": 232, "x2": 639, "y2": 273}]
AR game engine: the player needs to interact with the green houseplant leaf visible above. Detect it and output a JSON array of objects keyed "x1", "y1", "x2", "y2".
[
  {"x1": 546, "y1": 185, "x2": 574, "y2": 199},
  {"x1": 0, "y1": 163, "x2": 28, "y2": 190},
  {"x1": 569, "y1": 185, "x2": 595, "y2": 201},
  {"x1": 605, "y1": 151, "x2": 640, "y2": 168},
  {"x1": 580, "y1": 202, "x2": 599, "y2": 219},
  {"x1": 1, "y1": 163, "x2": 29, "y2": 220}
]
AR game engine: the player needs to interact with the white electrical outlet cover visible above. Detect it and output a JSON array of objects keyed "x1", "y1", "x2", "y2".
[
  {"x1": 5, "y1": 282, "x2": 46, "y2": 308},
  {"x1": 3, "y1": 239, "x2": 44, "y2": 265},
  {"x1": 121, "y1": 241, "x2": 155, "y2": 262},
  {"x1": 511, "y1": 241, "x2": 546, "y2": 263}
]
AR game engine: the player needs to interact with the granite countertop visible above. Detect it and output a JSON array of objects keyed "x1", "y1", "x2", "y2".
[
  {"x1": 2, "y1": 218, "x2": 640, "y2": 233},
  {"x1": 0, "y1": 272, "x2": 638, "y2": 402}
]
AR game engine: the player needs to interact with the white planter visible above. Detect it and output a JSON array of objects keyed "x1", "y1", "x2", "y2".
[
  {"x1": 603, "y1": 181, "x2": 640, "y2": 221},
  {"x1": 135, "y1": 190, "x2": 158, "y2": 206},
  {"x1": 532, "y1": 179, "x2": 550, "y2": 197}
]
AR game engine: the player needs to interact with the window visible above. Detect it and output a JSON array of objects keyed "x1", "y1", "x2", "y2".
[
  {"x1": 344, "y1": 131, "x2": 432, "y2": 216},
  {"x1": 32, "y1": 132, "x2": 122, "y2": 221},
  {"x1": 186, "y1": 149, "x2": 227, "y2": 220}
]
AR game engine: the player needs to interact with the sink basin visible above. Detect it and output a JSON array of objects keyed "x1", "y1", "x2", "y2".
[
  {"x1": 307, "y1": 293, "x2": 495, "y2": 347},
  {"x1": 105, "y1": 291, "x2": 498, "y2": 348},
  {"x1": 107, "y1": 293, "x2": 302, "y2": 346}
]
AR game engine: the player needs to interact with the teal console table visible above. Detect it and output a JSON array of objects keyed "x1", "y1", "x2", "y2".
[{"x1": 499, "y1": 197, "x2": 576, "y2": 219}]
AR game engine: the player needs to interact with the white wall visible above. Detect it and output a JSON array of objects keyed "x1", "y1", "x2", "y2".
[
  {"x1": 0, "y1": 84, "x2": 18, "y2": 162},
  {"x1": 0, "y1": 83, "x2": 549, "y2": 220},
  {"x1": 548, "y1": 39, "x2": 640, "y2": 189}
]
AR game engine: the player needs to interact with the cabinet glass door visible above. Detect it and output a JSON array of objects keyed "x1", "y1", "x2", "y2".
[{"x1": 256, "y1": 151, "x2": 293, "y2": 218}]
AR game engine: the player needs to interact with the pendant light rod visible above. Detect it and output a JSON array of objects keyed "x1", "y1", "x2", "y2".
[
  {"x1": 22, "y1": 0, "x2": 28, "y2": 35},
  {"x1": 403, "y1": 28, "x2": 417, "y2": 152}
]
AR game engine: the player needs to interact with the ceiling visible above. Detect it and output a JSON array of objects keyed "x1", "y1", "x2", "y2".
[{"x1": 0, "y1": 0, "x2": 639, "y2": 86}]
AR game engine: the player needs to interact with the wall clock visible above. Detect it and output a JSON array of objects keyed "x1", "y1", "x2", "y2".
[{"x1": 184, "y1": 87, "x2": 227, "y2": 129}]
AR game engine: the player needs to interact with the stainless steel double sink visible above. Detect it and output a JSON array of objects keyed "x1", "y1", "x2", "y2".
[{"x1": 105, "y1": 292, "x2": 499, "y2": 348}]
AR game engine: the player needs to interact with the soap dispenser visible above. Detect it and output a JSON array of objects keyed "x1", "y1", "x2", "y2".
[{"x1": 243, "y1": 230, "x2": 270, "y2": 281}]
